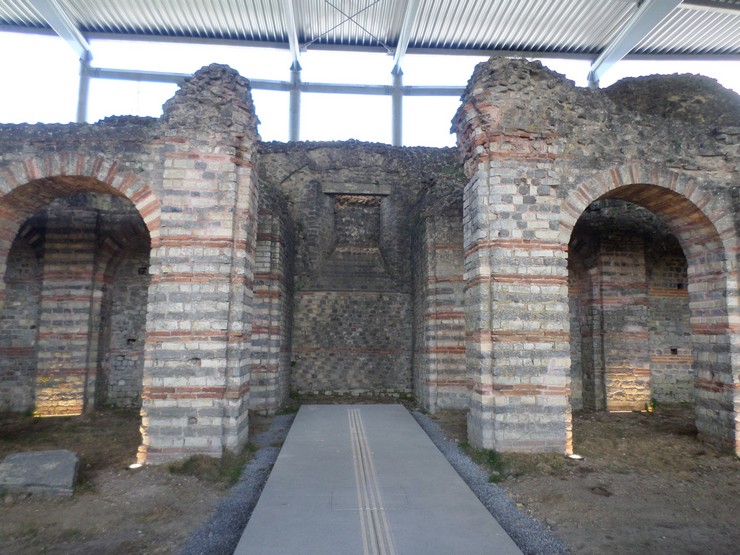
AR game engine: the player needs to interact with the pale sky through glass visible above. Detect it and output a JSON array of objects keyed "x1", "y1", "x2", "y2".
[{"x1": 0, "y1": 30, "x2": 738, "y2": 147}]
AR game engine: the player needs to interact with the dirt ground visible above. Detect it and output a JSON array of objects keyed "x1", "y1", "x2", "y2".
[
  {"x1": 434, "y1": 404, "x2": 740, "y2": 555},
  {"x1": 0, "y1": 409, "x2": 228, "y2": 554},
  {"x1": 1, "y1": 403, "x2": 738, "y2": 554}
]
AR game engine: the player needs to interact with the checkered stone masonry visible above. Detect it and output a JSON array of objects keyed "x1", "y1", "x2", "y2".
[
  {"x1": 138, "y1": 65, "x2": 260, "y2": 463},
  {"x1": 454, "y1": 56, "x2": 740, "y2": 455},
  {"x1": 411, "y1": 187, "x2": 467, "y2": 410},
  {"x1": 1, "y1": 58, "x2": 738, "y2": 461},
  {"x1": 249, "y1": 186, "x2": 295, "y2": 413}
]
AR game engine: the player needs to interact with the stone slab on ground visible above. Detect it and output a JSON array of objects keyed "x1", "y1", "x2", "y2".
[
  {"x1": 0, "y1": 450, "x2": 79, "y2": 497},
  {"x1": 235, "y1": 404, "x2": 522, "y2": 555}
]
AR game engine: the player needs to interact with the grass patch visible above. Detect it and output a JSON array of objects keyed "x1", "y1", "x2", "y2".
[
  {"x1": 461, "y1": 441, "x2": 507, "y2": 482},
  {"x1": 168, "y1": 443, "x2": 257, "y2": 489},
  {"x1": 461, "y1": 441, "x2": 566, "y2": 482}
]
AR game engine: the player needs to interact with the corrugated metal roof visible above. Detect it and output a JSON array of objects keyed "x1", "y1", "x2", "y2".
[
  {"x1": 1, "y1": 0, "x2": 738, "y2": 57},
  {"x1": 636, "y1": 3, "x2": 740, "y2": 54}
]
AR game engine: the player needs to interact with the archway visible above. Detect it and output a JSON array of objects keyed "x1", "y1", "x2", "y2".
[
  {"x1": 562, "y1": 165, "x2": 739, "y2": 453},
  {"x1": 0, "y1": 160, "x2": 160, "y2": 417},
  {"x1": 569, "y1": 199, "x2": 692, "y2": 412}
]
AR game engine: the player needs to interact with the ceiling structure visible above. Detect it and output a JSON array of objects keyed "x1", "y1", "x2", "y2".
[{"x1": 1, "y1": 0, "x2": 739, "y2": 142}]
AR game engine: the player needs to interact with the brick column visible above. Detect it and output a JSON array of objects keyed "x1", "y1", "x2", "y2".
[
  {"x1": 455, "y1": 58, "x2": 572, "y2": 453},
  {"x1": 139, "y1": 65, "x2": 260, "y2": 463},
  {"x1": 412, "y1": 211, "x2": 466, "y2": 411},
  {"x1": 593, "y1": 236, "x2": 651, "y2": 411},
  {"x1": 35, "y1": 208, "x2": 101, "y2": 415},
  {"x1": 250, "y1": 193, "x2": 295, "y2": 413}
]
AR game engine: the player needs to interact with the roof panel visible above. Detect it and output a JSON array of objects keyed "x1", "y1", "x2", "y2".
[
  {"x1": 636, "y1": 6, "x2": 740, "y2": 55},
  {"x1": 0, "y1": 0, "x2": 46, "y2": 28},
  {"x1": 0, "y1": 0, "x2": 738, "y2": 58},
  {"x1": 408, "y1": 0, "x2": 641, "y2": 54}
]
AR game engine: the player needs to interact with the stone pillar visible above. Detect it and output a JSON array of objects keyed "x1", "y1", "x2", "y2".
[
  {"x1": 454, "y1": 58, "x2": 572, "y2": 453},
  {"x1": 35, "y1": 208, "x2": 101, "y2": 415},
  {"x1": 597, "y1": 235, "x2": 651, "y2": 411},
  {"x1": 412, "y1": 208, "x2": 466, "y2": 411},
  {"x1": 250, "y1": 189, "x2": 295, "y2": 413},
  {"x1": 139, "y1": 64, "x2": 260, "y2": 463}
]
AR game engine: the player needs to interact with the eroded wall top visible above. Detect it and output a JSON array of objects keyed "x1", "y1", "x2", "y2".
[{"x1": 453, "y1": 57, "x2": 739, "y2": 182}]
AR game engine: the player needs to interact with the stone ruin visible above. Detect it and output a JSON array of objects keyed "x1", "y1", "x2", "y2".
[{"x1": 0, "y1": 58, "x2": 737, "y2": 463}]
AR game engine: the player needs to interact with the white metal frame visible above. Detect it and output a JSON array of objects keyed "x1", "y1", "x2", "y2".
[{"x1": 11, "y1": 0, "x2": 740, "y2": 144}]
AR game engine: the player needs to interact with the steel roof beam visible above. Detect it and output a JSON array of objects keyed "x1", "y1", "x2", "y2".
[
  {"x1": 85, "y1": 67, "x2": 465, "y2": 96},
  {"x1": 392, "y1": 0, "x2": 422, "y2": 73},
  {"x1": 282, "y1": 0, "x2": 301, "y2": 70},
  {"x1": 682, "y1": 0, "x2": 740, "y2": 14},
  {"x1": 29, "y1": 0, "x2": 91, "y2": 61},
  {"x1": 588, "y1": 0, "x2": 683, "y2": 87}
]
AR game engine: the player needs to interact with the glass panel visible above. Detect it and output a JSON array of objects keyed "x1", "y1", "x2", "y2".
[
  {"x1": 252, "y1": 89, "x2": 289, "y2": 142},
  {"x1": 87, "y1": 79, "x2": 178, "y2": 122},
  {"x1": 302, "y1": 93, "x2": 391, "y2": 143},
  {"x1": 403, "y1": 96, "x2": 460, "y2": 147},
  {"x1": 402, "y1": 54, "x2": 487, "y2": 86},
  {"x1": 301, "y1": 50, "x2": 392, "y2": 86},
  {"x1": 0, "y1": 32, "x2": 78, "y2": 124},
  {"x1": 90, "y1": 39, "x2": 291, "y2": 82}
]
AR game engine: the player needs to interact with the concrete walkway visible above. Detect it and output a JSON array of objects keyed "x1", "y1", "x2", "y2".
[{"x1": 235, "y1": 404, "x2": 522, "y2": 555}]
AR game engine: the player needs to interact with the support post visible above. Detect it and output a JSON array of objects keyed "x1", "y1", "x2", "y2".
[
  {"x1": 289, "y1": 62, "x2": 302, "y2": 142},
  {"x1": 392, "y1": 66, "x2": 403, "y2": 147},
  {"x1": 77, "y1": 51, "x2": 91, "y2": 123}
]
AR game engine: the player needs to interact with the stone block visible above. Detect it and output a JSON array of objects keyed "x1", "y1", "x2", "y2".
[{"x1": 0, "y1": 450, "x2": 79, "y2": 497}]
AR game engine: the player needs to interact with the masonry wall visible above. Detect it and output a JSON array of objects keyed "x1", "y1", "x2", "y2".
[
  {"x1": 1, "y1": 59, "x2": 737, "y2": 462},
  {"x1": 569, "y1": 200, "x2": 692, "y2": 411},
  {"x1": 102, "y1": 248, "x2": 150, "y2": 407},
  {"x1": 0, "y1": 64, "x2": 262, "y2": 463},
  {"x1": 258, "y1": 143, "x2": 466, "y2": 401},
  {"x1": 453, "y1": 57, "x2": 739, "y2": 454},
  {"x1": 647, "y1": 248, "x2": 692, "y2": 402},
  {"x1": 0, "y1": 226, "x2": 41, "y2": 412},
  {"x1": 249, "y1": 185, "x2": 295, "y2": 413},
  {"x1": 291, "y1": 188, "x2": 412, "y2": 393},
  {"x1": 411, "y1": 182, "x2": 467, "y2": 410},
  {"x1": 0, "y1": 192, "x2": 151, "y2": 414}
]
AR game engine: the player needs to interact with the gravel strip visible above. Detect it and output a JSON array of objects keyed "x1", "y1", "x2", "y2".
[
  {"x1": 411, "y1": 411, "x2": 569, "y2": 555},
  {"x1": 180, "y1": 413, "x2": 295, "y2": 555},
  {"x1": 182, "y1": 409, "x2": 566, "y2": 555}
]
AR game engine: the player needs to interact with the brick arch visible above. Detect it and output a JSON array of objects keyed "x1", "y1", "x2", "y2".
[
  {"x1": 561, "y1": 163, "x2": 740, "y2": 454},
  {"x1": 0, "y1": 154, "x2": 161, "y2": 244},
  {"x1": 0, "y1": 154, "x2": 161, "y2": 417},
  {"x1": 0, "y1": 154, "x2": 161, "y2": 305}
]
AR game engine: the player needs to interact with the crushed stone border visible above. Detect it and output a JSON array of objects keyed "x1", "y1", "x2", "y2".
[{"x1": 181, "y1": 409, "x2": 567, "y2": 555}]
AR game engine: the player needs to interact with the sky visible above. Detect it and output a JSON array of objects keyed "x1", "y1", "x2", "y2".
[{"x1": 0, "y1": 30, "x2": 738, "y2": 147}]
